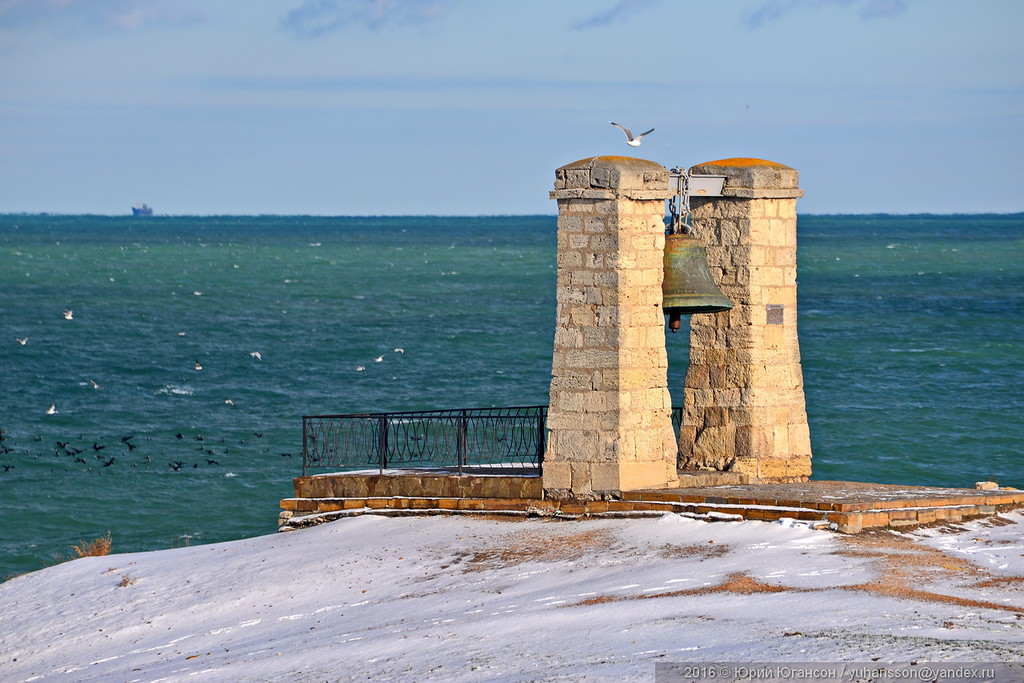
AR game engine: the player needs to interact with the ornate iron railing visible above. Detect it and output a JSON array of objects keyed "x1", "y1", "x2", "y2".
[
  {"x1": 302, "y1": 405, "x2": 686, "y2": 476},
  {"x1": 302, "y1": 406, "x2": 548, "y2": 476}
]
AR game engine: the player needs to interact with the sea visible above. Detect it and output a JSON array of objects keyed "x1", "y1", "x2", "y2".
[{"x1": 1, "y1": 213, "x2": 1021, "y2": 579}]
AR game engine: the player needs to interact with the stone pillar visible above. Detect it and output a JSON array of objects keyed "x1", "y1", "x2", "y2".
[
  {"x1": 678, "y1": 158, "x2": 812, "y2": 483},
  {"x1": 544, "y1": 156, "x2": 679, "y2": 499}
]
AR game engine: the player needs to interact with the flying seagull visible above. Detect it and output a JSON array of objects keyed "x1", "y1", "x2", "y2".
[
  {"x1": 63, "y1": 310, "x2": 74, "y2": 320},
  {"x1": 610, "y1": 122, "x2": 654, "y2": 147},
  {"x1": 15, "y1": 337, "x2": 28, "y2": 345}
]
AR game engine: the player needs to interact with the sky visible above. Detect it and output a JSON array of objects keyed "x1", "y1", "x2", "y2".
[
  {"x1": 1, "y1": 0, "x2": 1022, "y2": 216},
  {"x1": 2, "y1": 511, "x2": 1022, "y2": 680}
]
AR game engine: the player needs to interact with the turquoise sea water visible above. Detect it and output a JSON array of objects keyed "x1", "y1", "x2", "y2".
[{"x1": 1, "y1": 213, "x2": 1021, "y2": 579}]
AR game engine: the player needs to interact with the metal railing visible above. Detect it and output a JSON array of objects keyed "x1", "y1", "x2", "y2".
[
  {"x1": 302, "y1": 406, "x2": 548, "y2": 476},
  {"x1": 302, "y1": 405, "x2": 685, "y2": 476}
]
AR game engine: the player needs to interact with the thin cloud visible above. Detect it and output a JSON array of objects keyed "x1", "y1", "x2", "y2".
[
  {"x1": 744, "y1": 0, "x2": 907, "y2": 28},
  {"x1": 281, "y1": 0, "x2": 449, "y2": 38},
  {"x1": 572, "y1": 0, "x2": 661, "y2": 30},
  {"x1": 203, "y1": 73, "x2": 671, "y2": 93},
  {"x1": 0, "y1": 0, "x2": 207, "y2": 32}
]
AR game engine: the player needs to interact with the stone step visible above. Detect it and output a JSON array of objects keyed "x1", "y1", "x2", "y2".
[{"x1": 279, "y1": 485, "x2": 1024, "y2": 534}]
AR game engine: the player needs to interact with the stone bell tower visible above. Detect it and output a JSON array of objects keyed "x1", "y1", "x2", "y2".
[
  {"x1": 678, "y1": 158, "x2": 812, "y2": 482},
  {"x1": 543, "y1": 155, "x2": 812, "y2": 499}
]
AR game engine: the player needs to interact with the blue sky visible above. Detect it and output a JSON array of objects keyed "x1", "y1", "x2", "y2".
[{"x1": 1, "y1": 0, "x2": 1021, "y2": 215}]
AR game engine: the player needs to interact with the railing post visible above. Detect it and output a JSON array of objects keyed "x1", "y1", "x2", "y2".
[
  {"x1": 302, "y1": 417, "x2": 309, "y2": 477},
  {"x1": 457, "y1": 410, "x2": 468, "y2": 475},
  {"x1": 376, "y1": 416, "x2": 389, "y2": 474},
  {"x1": 535, "y1": 411, "x2": 545, "y2": 470}
]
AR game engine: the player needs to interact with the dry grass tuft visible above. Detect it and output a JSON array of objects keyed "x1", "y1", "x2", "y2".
[
  {"x1": 974, "y1": 576, "x2": 1024, "y2": 589},
  {"x1": 71, "y1": 532, "x2": 113, "y2": 559},
  {"x1": 658, "y1": 543, "x2": 730, "y2": 560},
  {"x1": 47, "y1": 532, "x2": 114, "y2": 567},
  {"x1": 839, "y1": 531, "x2": 1024, "y2": 614},
  {"x1": 464, "y1": 528, "x2": 613, "y2": 572},
  {"x1": 573, "y1": 572, "x2": 793, "y2": 606}
]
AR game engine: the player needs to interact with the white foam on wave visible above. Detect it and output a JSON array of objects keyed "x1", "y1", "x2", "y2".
[{"x1": 156, "y1": 385, "x2": 195, "y2": 397}]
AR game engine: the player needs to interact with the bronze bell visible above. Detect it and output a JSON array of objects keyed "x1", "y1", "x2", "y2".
[{"x1": 662, "y1": 232, "x2": 733, "y2": 332}]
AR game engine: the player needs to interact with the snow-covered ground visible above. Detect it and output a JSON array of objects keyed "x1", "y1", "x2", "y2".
[{"x1": 1, "y1": 510, "x2": 1022, "y2": 682}]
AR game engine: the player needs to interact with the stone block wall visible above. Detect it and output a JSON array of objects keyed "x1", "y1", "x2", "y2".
[
  {"x1": 678, "y1": 158, "x2": 812, "y2": 482},
  {"x1": 544, "y1": 156, "x2": 679, "y2": 499}
]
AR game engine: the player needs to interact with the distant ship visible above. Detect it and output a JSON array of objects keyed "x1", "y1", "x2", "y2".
[{"x1": 132, "y1": 204, "x2": 153, "y2": 216}]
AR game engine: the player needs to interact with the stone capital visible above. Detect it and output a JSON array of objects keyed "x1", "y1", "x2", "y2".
[
  {"x1": 553, "y1": 156, "x2": 672, "y2": 200},
  {"x1": 691, "y1": 158, "x2": 803, "y2": 199}
]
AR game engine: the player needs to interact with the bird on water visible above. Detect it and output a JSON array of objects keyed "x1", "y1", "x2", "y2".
[{"x1": 610, "y1": 121, "x2": 654, "y2": 146}]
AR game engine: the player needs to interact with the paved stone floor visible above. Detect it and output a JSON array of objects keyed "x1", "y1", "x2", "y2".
[{"x1": 625, "y1": 480, "x2": 1024, "y2": 532}]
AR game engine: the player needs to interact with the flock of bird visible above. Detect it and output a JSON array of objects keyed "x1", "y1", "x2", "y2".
[
  {"x1": 3, "y1": 307, "x2": 298, "y2": 473},
  {"x1": 15, "y1": 306, "x2": 408, "y2": 416},
  {"x1": 5, "y1": 304, "x2": 412, "y2": 474},
  {"x1": 0, "y1": 425, "x2": 293, "y2": 474}
]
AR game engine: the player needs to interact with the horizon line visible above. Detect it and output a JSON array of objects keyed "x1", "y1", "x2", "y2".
[{"x1": 3, "y1": 211, "x2": 1024, "y2": 219}]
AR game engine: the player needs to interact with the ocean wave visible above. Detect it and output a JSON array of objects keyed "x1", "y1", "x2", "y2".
[{"x1": 155, "y1": 385, "x2": 195, "y2": 397}]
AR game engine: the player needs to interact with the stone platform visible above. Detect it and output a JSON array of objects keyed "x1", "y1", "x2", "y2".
[{"x1": 279, "y1": 470, "x2": 1024, "y2": 534}]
